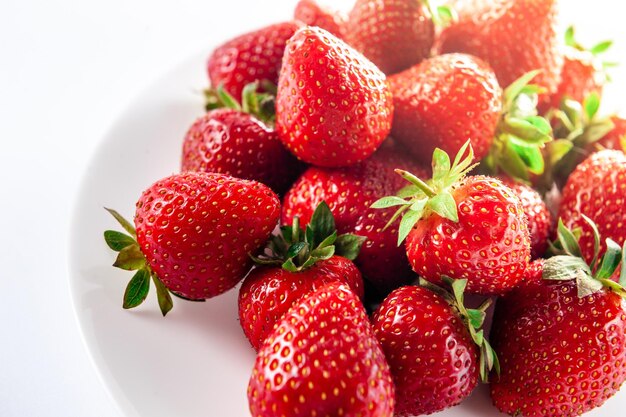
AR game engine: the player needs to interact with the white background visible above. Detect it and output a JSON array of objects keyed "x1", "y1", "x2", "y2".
[{"x1": 1, "y1": 0, "x2": 624, "y2": 416}]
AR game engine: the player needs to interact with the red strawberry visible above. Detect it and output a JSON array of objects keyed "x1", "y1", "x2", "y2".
[
  {"x1": 344, "y1": 0, "x2": 435, "y2": 75},
  {"x1": 247, "y1": 282, "x2": 395, "y2": 416},
  {"x1": 372, "y1": 279, "x2": 496, "y2": 415},
  {"x1": 373, "y1": 143, "x2": 531, "y2": 295},
  {"x1": 180, "y1": 108, "x2": 302, "y2": 195},
  {"x1": 275, "y1": 26, "x2": 393, "y2": 167},
  {"x1": 238, "y1": 202, "x2": 365, "y2": 350},
  {"x1": 282, "y1": 141, "x2": 428, "y2": 292},
  {"x1": 389, "y1": 53, "x2": 502, "y2": 165},
  {"x1": 103, "y1": 172, "x2": 280, "y2": 315},
  {"x1": 294, "y1": 0, "x2": 345, "y2": 38},
  {"x1": 558, "y1": 150, "x2": 626, "y2": 265},
  {"x1": 490, "y1": 223, "x2": 626, "y2": 416},
  {"x1": 500, "y1": 178, "x2": 552, "y2": 259},
  {"x1": 207, "y1": 22, "x2": 300, "y2": 100},
  {"x1": 438, "y1": 0, "x2": 563, "y2": 96},
  {"x1": 597, "y1": 116, "x2": 626, "y2": 151}
]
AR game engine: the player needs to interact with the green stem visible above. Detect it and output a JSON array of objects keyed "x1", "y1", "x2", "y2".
[{"x1": 395, "y1": 169, "x2": 437, "y2": 198}]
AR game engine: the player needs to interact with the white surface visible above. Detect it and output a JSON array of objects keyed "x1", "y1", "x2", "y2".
[{"x1": 1, "y1": 1, "x2": 625, "y2": 416}]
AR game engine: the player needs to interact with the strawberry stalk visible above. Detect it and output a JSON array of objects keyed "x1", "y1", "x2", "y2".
[
  {"x1": 544, "y1": 216, "x2": 626, "y2": 299},
  {"x1": 204, "y1": 81, "x2": 276, "y2": 126},
  {"x1": 419, "y1": 277, "x2": 499, "y2": 382},
  {"x1": 252, "y1": 201, "x2": 366, "y2": 272}
]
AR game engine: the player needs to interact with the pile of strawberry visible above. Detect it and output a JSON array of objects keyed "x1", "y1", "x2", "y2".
[{"x1": 103, "y1": 1, "x2": 626, "y2": 416}]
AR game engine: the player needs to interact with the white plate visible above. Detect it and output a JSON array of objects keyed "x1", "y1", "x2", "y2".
[{"x1": 68, "y1": 33, "x2": 626, "y2": 417}]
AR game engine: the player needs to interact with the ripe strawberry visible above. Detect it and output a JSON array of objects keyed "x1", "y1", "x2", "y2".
[
  {"x1": 275, "y1": 26, "x2": 393, "y2": 167},
  {"x1": 181, "y1": 108, "x2": 302, "y2": 195},
  {"x1": 103, "y1": 172, "x2": 280, "y2": 315},
  {"x1": 282, "y1": 141, "x2": 428, "y2": 292},
  {"x1": 344, "y1": 0, "x2": 436, "y2": 75},
  {"x1": 373, "y1": 142, "x2": 531, "y2": 295},
  {"x1": 548, "y1": 26, "x2": 613, "y2": 110},
  {"x1": 207, "y1": 22, "x2": 300, "y2": 100},
  {"x1": 372, "y1": 279, "x2": 497, "y2": 415},
  {"x1": 490, "y1": 222, "x2": 626, "y2": 417},
  {"x1": 239, "y1": 202, "x2": 365, "y2": 350},
  {"x1": 500, "y1": 178, "x2": 552, "y2": 259},
  {"x1": 438, "y1": 0, "x2": 563, "y2": 96},
  {"x1": 597, "y1": 116, "x2": 626, "y2": 151},
  {"x1": 248, "y1": 282, "x2": 395, "y2": 416},
  {"x1": 558, "y1": 150, "x2": 626, "y2": 265},
  {"x1": 294, "y1": 0, "x2": 345, "y2": 38},
  {"x1": 389, "y1": 53, "x2": 502, "y2": 165}
]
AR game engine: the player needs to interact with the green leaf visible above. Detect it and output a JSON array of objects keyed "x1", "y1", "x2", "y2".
[
  {"x1": 546, "y1": 139, "x2": 574, "y2": 166},
  {"x1": 502, "y1": 117, "x2": 552, "y2": 144},
  {"x1": 371, "y1": 196, "x2": 409, "y2": 209},
  {"x1": 504, "y1": 70, "x2": 541, "y2": 107},
  {"x1": 310, "y1": 245, "x2": 335, "y2": 260},
  {"x1": 397, "y1": 209, "x2": 422, "y2": 246},
  {"x1": 427, "y1": 191, "x2": 458, "y2": 222},
  {"x1": 581, "y1": 214, "x2": 601, "y2": 270},
  {"x1": 507, "y1": 139, "x2": 545, "y2": 175},
  {"x1": 590, "y1": 40, "x2": 613, "y2": 55},
  {"x1": 598, "y1": 278, "x2": 626, "y2": 299},
  {"x1": 595, "y1": 239, "x2": 623, "y2": 280},
  {"x1": 113, "y1": 244, "x2": 146, "y2": 271},
  {"x1": 104, "y1": 230, "x2": 136, "y2": 251},
  {"x1": 335, "y1": 234, "x2": 366, "y2": 261},
  {"x1": 286, "y1": 242, "x2": 307, "y2": 260},
  {"x1": 557, "y1": 219, "x2": 583, "y2": 258},
  {"x1": 576, "y1": 270, "x2": 604, "y2": 298},
  {"x1": 105, "y1": 208, "x2": 136, "y2": 236},
  {"x1": 583, "y1": 92, "x2": 601, "y2": 121},
  {"x1": 282, "y1": 258, "x2": 298, "y2": 272},
  {"x1": 123, "y1": 269, "x2": 151, "y2": 309},
  {"x1": 395, "y1": 169, "x2": 436, "y2": 198},
  {"x1": 396, "y1": 185, "x2": 421, "y2": 199},
  {"x1": 525, "y1": 115, "x2": 553, "y2": 136},
  {"x1": 499, "y1": 138, "x2": 530, "y2": 181},
  {"x1": 152, "y1": 275, "x2": 173, "y2": 316},
  {"x1": 436, "y1": 5, "x2": 456, "y2": 26},
  {"x1": 564, "y1": 26, "x2": 576, "y2": 47},
  {"x1": 466, "y1": 309, "x2": 485, "y2": 330},
  {"x1": 409, "y1": 197, "x2": 428, "y2": 214},
  {"x1": 432, "y1": 148, "x2": 451, "y2": 183},
  {"x1": 542, "y1": 255, "x2": 591, "y2": 281},
  {"x1": 216, "y1": 84, "x2": 241, "y2": 110},
  {"x1": 316, "y1": 231, "x2": 337, "y2": 249},
  {"x1": 241, "y1": 81, "x2": 260, "y2": 114},
  {"x1": 308, "y1": 201, "x2": 336, "y2": 248}
]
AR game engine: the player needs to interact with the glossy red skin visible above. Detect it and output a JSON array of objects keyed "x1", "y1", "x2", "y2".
[
  {"x1": 491, "y1": 270, "x2": 626, "y2": 416},
  {"x1": 180, "y1": 109, "x2": 303, "y2": 195},
  {"x1": 134, "y1": 172, "x2": 280, "y2": 300},
  {"x1": 438, "y1": 0, "x2": 563, "y2": 96},
  {"x1": 282, "y1": 142, "x2": 428, "y2": 292},
  {"x1": 238, "y1": 256, "x2": 364, "y2": 351},
  {"x1": 558, "y1": 150, "x2": 626, "y2": 266},
  {"x1": 294, "y1": 0, "x2": 345, "y2": 38},
  {"x1": 345, "y1": 0, "x2": 435, "y2": 75},
  {"x1": 596, "y1": 116, "x2": 626, "y2": 151},
  {"x1": 207, "y1": 22, "x2": 300, "y2": 100},
  {"x1": 372, "y1": 286, "x2": 479, "y2": 415},
  {"x1": 389, "y1": 53, "x2": 502, "y2": 166},
  {"x1": 500, "y1": 179, "x2": 552, "y2": 259},
  {"x1": 248, "y1": 283, "x2": 395, "y2": 417},
  {"x1": 406, "y1": 176, "x2": 531, "y2": 295},
  {"x1": 276, "y1": 26, "x2": 393, "y2": 167},
  {"x1": 548, "y1": 47, "x2": 604, "y2": 110}
]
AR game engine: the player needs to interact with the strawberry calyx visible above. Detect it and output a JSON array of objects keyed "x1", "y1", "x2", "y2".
[
  {"x1": 565, "y1": 25, "x2": 616, "y2": 79},
  {"x1": 539, "y1": 92, "x2": 615, "y2": 190},
  {"x1": 421, "y1": 0, "x2": 457, "y2": 28},
  {"x1": 544, "y1": 216, "x2": 626, "y2": 299},
  {"x1": 204, "y1": 81, "x2": 276, "y2": 126},
  {"x1": 482, "y1": 70, "x2": 554, "y2": 183},
  {"x1": 251, "y1": 201, "x2": 366, "y2": 272},
  {"x1": 372, "y1": 140, "x2": 477, "y2": 245},
  {"x1": 103, "y1": 208, "x2": 202, "y2": 317},
  {"x1": 419, "y1": 277, "x2": 499, "y2": 383}
]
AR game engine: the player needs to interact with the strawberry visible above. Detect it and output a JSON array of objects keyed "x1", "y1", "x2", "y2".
[
  {"x1": 547, "y1": 26, "x2": 613, "y2": 110},
  {"x1": 275, "y1": 26, "x2": 393, "y2": 167},
  {"x1": 207, "y1": 22, "x2": 300, "y2": 101},
  {"x1": 389, "y1": 53, "x2": 502, "y2": 165},
  {"x1": 181, "y1": 107, "x2": 302, "y2": 195},
  {"x1": 372, "y1": 279, "x2": 497, "y2": 415},
  {"x1": 597, "y1": 116, "x2": 626, "y2": 151},
  {"x1": 373, "y1": 142, "x2": 531, "y2": 295},
  {"x1": 490, "y1": 221, "x2": 626, "y2": 417},
  {"x1": 282, "y1": 141, "x2": 428, "y2": 292},
  {"x1": 293, "y1": 0, "x2": 345, "y2": 38},
  {"x1": 344, "y1": 0, "x2": 440, "y2": 75},
  {"x1": 558, "y1": 149, "x2": 626, "y2": 266},
  {"x1": 247, "y1": 282, "x2": 395, "y2": 416},
  {"x1": 438, "y1": 0, "x2": 563, "y2": 96},
  {"x1": 500, "y1": 178, "x2": 552, "y2": 259},
  {"x1": 103, "y1": 172, "x2": 280, "y2": 315},
  {"x1": 238, "y1": 202, "x2": 365, "y2": 350}
]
